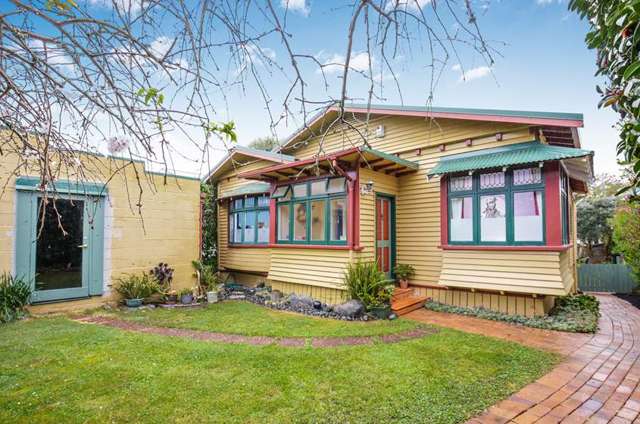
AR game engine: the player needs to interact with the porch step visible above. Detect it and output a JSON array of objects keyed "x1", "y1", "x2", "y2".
[
  {"x1": 392, "y1": 288, "x2": 414, "y2": 302},
  {"x1": 391, "y1": 295, "x2": 429, "y2": 316}
]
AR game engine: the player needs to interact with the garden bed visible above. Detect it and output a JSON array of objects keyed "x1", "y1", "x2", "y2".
[{"x1": 424, "y1": 294, "x2": 600, "y2": 333}]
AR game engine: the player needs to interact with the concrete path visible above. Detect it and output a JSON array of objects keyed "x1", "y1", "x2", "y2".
[{"x1": 407, "y1": 294, "x2": 640, "y2": 423}]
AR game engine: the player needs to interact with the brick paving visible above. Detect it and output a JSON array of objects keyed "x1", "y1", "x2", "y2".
[{"x1": 407, "y1": 294, "x2": 640, "y2": 423}]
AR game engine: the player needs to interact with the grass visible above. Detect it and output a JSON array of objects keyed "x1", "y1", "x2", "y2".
[
  {"x1": 92, "y1": 301, "x2": 423, "y2": 338},
  {"x1": 0, "y1": 305, "x2": 560, "y2": 424}
]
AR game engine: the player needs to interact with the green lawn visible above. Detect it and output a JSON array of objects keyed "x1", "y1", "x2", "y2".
[
  {"x1": 0, "y1": 304, "x2": 560, "y2": 424},
  {"x1": 93, "y1": 300, "x2": 422, "y2": 337}
]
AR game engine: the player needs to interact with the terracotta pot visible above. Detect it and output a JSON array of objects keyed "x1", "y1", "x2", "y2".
[{"x1": 399, "y1": 279, "x2": 409, "y2": 289}]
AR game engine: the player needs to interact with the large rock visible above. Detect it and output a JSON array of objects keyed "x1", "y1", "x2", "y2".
[
  {"x1": 289, "y1": 294, "x2": 315, "y2": 309},
  {"x1": 333, "y1": 300, "x2": 365, "y2": 318}
]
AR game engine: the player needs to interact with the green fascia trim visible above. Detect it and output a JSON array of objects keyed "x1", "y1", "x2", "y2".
[
  {"x1": 428, "y1": 141, "x2": 593, "y2": 176},
  {"x1": 343, "y1": 103, "x2": 584, "y2": 122},
  {"x1": 361, "y1": 147, "x2": 419, "y2": 170},
  {"x1": 15, "y1": 176, "x2": 108, "y2": 196},
  {"x1": 219, "y1": 182, "x2": 271, "y2": 199}
]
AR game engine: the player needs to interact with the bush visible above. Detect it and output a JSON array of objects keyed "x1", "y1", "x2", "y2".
[
  {"x1": 149, "y1": 263, "x2": 174, "y2": 289},
  {"x1": 0, "y1": 273, "x2": 32, "y2": 323},
  {"x1": 342, "y1": 261, "x2": 394, "y2": 309},
  {"x1": 612, "y1": 202, "x2": 640, "y2": 282},
  {"x1": 192, "y1": 260, "x2": 219, "y2": 292},
  {"x1": 115, "y1": 273, "x2": 160, "y2": 300},
  {"x1": 424, "y1": 293, "x2": 600, "y2": 333}
]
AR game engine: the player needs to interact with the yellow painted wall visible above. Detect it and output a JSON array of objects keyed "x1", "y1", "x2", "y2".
[
  {"x1": 0, "y1": 149, "x2": 200, "y2": 311},
  {"x1": 214, "y1": 114, "x2": 579, "y2": 309}
]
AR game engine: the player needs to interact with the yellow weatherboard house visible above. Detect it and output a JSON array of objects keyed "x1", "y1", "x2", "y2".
[
  {"x1": 0, "y1": 143, "x2": 200, "y2": 313},
  {"x1": 206, "y1": 104, "x2": 593, "y2": 316}
]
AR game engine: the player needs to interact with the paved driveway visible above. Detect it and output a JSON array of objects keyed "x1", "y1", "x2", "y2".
[{"x1": 406, "y1": 294, "x2": 640, "y2": 423}]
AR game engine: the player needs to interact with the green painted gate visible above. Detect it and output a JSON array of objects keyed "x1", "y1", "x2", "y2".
[{"x1": 578, "y1": 264, "x2": 637, "y2": 293}]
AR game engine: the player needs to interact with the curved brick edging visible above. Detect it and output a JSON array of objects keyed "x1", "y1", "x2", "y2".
[
  {"x1": 75, "y1": 316, "x2": 437, "y2": 348},
  {"x1": 408, "y1": 294, "x2": 640, "y2": 423}
]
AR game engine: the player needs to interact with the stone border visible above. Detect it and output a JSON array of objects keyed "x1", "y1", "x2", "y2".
[{"x1": 75, "y1": 316, "x2": 437, "y2": 348}]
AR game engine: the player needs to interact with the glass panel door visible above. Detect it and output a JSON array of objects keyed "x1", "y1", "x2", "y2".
[
  {"x1": 35, "y1": 198, "x2": 85, "y2": 292},
  {"x1": 375, "y1": 195, "x2": 395, "y2": 279}
]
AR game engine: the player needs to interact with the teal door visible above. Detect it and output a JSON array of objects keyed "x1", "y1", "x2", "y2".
[{"x1": 15, "y1": 191, "x2": 105, "y2": 303}]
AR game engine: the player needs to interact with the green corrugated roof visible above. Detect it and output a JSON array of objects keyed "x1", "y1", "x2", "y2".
[
  {"x1": 218, "y1": 182, "x2": 271, "y2": 199},
  {"x1": 427, "y1": 141, "x2": 593, "y2": 176},
  {"x1": 361, "y1": 147, "x2": 419, "y2": 170}
]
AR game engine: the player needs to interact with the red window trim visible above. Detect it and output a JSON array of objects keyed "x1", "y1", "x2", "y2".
[
  {"x1": 440, "y1": 244, "x2": 573, "y2": 252},
  {"x1": 228, "y1": 243, "x2": 270, "y2": 249}
]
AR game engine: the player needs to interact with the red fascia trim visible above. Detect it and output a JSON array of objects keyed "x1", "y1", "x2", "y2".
[
  {"x1": 268, "y1": 244, "x2": 364, "y2": 251},
  {"x1": 545, "y1": 162, "x2": 562, "y2": 246},
  {"x1": 353, "y1": 168, "x2": 360, "y2": 248},
  {"x1": 440, "y1": 176, "x2": 448, "y2": 246},
  {"x1": 341, "y1": 107, "x2": 584, "y2": 128},
  {"x1": 229, "y1": 244, "x2": 270, "y2": 249},
  {"x1": 440, "y1": 244, "x2": 573, "y2": 252},
  {"x1": 239, "y1": 147, "x2": 360, "y2": 179}
]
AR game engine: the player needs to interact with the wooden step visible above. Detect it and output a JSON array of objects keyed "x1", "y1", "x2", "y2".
[
  {"x1": 391, "y1": 295, "x2": 428, "y2": 316},
  {"x1": 392, "y1": 288, "x2": 414, "y2": 302}
]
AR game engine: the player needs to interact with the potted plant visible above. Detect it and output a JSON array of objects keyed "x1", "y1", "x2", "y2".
[
  {"x1": 342, "y1": 260, "x2": 394, "y2": 319},
  {"x1": 192, "y1": 260, "x2": 219, "y2": 304},
  {"x1": 115, "y1": 274, "x2": 159, "y2": 307},
  {"x1": 394, "y1": 263, "x2": 415, "y2": 289},
  {"x1": 178, "y1": 287, "x2": 194, "y2": 305}
]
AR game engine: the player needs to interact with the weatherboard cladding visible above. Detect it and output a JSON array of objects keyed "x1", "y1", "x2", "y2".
[{"x1": 427, "y1": 141, "x2": 593, "y2": 175}]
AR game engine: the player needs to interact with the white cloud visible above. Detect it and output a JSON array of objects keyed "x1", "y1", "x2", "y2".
[
  {"x1": 318, "y1": 52, "x2": 373, "y2": 75},
  {"x1": 150, "y1": 36, "x2": 174, "y2": 60},
  {"x1": 536, "y1": 0, "x2": 557, "y2": 5},
  {"x1": 88, "y1": 0, "x2": 145, "y2": 12},
  {"x1": 385, "y1": 0, "x2": 431, "y2": 11},
  {"x1": 28, "y1": 40, "x2": 75, "y2": 73},
  {"x1": 280, "y1": 0, "x2": 310, "y2": 16},
  {"x1": 451, "y1": 64, "x2": 492, "y2": 82}
]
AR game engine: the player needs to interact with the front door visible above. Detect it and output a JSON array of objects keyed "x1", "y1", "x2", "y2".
[
  {"x1": 375, "y1": 194, "x2": 395, "y2": 279},
  {"x1": 15, "y1": 192, "x2": 105, "y2": 303}
]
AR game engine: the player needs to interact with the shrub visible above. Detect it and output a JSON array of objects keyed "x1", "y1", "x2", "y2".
[
  {"x1": 394, "y1": 264, "x2": 415, "y2": 281},
  {"x1": 342, "y1": 261, "x2": 394, "y2": 309},
  {"x1": 612, "y1": 202, "x2": 640, "y2": 282},
  {"x1": 150, "y1": 263, "x2": 174, "y2": 289},
  {"x1": 115, "y1": 273, "x2": 160, "y2": 300},
  {"x1": 424, "y1": 293, "x2": 600, "y2": 333},
  {"x1": 0, "y1": 273, "x2": 32, "y2": 323},
  {"x1": 192, "y1": 260, "x2": 219, "y2": 292}
]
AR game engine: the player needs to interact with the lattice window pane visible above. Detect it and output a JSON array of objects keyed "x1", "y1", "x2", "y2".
[
  {"x1": 450, "y1": 175, "x2": 472, "y2": 192},
  {"x1": 480, "y1": 171, "x2": 505, "y2": 189},
  {"x1": 513, "y1": 167, "x2": 542, "y2": 186}
]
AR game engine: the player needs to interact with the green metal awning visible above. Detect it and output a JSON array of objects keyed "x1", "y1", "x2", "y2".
[
  {"x1": 427, "y1": 141, "x2": 593, "y2": 176},
  {"x1": 218, "y1": 182, "x2": 271, "y2": 199}
]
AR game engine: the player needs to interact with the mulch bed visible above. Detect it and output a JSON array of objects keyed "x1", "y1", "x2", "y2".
[{"x1": 75, "y1": 316, "x2": 437, "y2": 348}]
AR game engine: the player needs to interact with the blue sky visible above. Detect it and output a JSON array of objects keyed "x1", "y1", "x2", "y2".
[{"x1": 213, "y1": 0, "x2": 619, "y2": 178}]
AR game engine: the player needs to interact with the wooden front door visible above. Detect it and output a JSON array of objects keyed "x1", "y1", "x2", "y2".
[{"x1": 375, "y1": 194, "x2": 395, "y2": 278}]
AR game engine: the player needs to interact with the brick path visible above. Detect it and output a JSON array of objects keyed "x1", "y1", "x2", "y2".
[{"x1": 407, "y1": 294, "x2": 640, "y2": 423}]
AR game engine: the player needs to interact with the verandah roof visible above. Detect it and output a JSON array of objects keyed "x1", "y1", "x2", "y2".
[
  {"x1": 427, "y1": 141, "x2": 593, "y2": 176},
  {"x1": 239, "y1": 146, "x2": 419, "y2": 181},
  {"x1": 218, "y1": 182, "x2": 271, "y2": 199}
]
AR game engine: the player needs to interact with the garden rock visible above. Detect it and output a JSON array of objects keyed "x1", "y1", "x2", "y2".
[
  {"x1": 289, "y1": 294, "x2": 314, "y2": 309},
  {"x1": 313, "y1": 300, "x2": 322, "y2": 310},
  {"x1": 333, "y1": 300, "x2": 364, "y2": 318},
  {"x1": 270, "y1": 290, "x2": 283, "y2": 302}
]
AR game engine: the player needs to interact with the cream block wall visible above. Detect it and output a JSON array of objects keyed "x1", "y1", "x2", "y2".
[{"x1": 0, "y1": 149, "x2": 200, "y2": 308}]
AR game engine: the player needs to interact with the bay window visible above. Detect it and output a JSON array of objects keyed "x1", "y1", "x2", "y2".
[
  {"x1": 448, "y1": 167, "x2": 545, "y2": 245},
  {"x1": 273, "y1": 177, "x2": 347, "y2": 245},
  {"x1": 229, "y1": 194, "x2": 270, "y2": 245}
]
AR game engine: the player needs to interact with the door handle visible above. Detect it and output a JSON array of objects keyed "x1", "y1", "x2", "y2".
[{"x1": 78, "y1": 244, "x2": 88, "y2": 248}]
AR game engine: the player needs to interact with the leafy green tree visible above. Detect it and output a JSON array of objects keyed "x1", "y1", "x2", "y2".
[
  {"x1": 570, "y1": 0, "x2": 640, "y2": 192},
  {"x1": 200, "y1": 181, "x2": 218, "y2": 269},
  {"x1": 248, "y1": 137, "x2": 279, "y2": 152},
  {"x1": 612, "y1": 202, "x2": 640, "y2": 281},
  {"x1": 577, "y1": 197, "x2": 616, "y2": 259}
]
